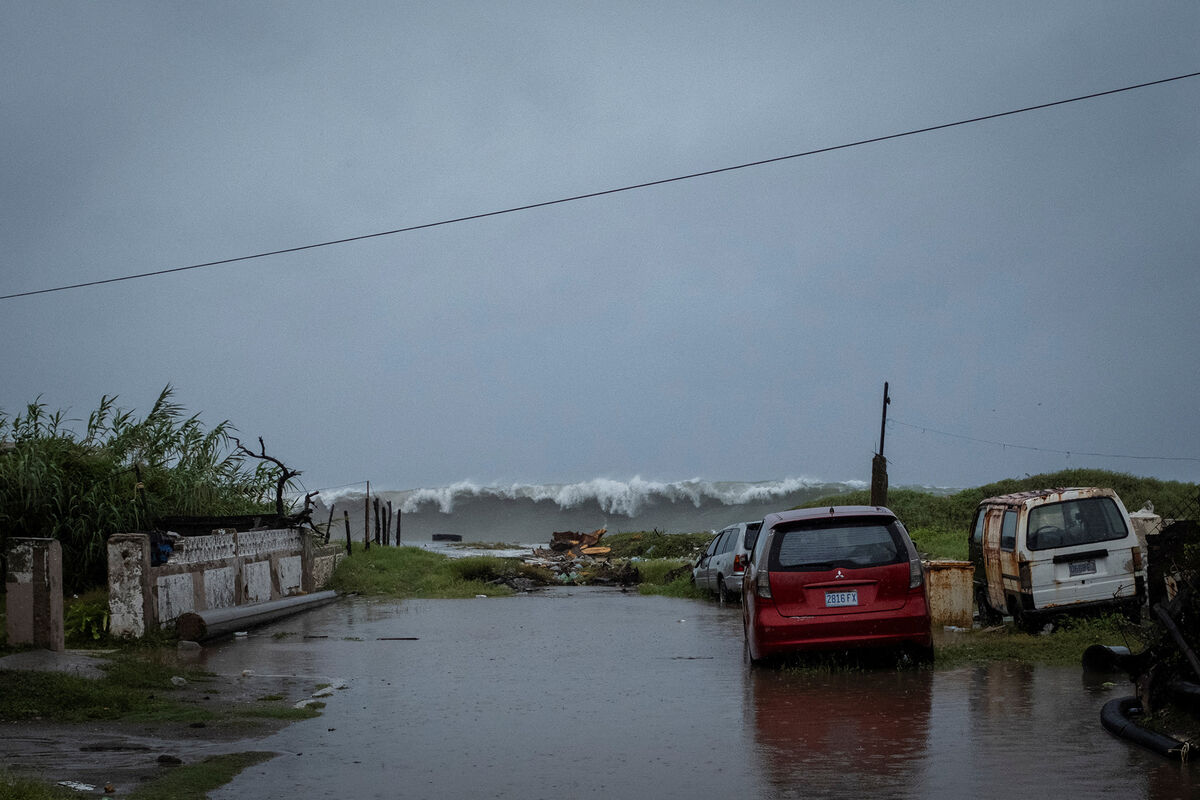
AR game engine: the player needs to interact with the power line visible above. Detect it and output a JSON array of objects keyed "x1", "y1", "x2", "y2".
[
  {"x1": 4, "y1": 69, "x2": 1198, "y2": 302},
  {"x1": 889, "y1": 418, "x2": 1200, "y2": 464}
]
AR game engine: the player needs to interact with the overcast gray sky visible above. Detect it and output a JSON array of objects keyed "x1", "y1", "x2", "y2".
[{"x1": 3, "y1": 1, "x2": 1198, "y2": 493}]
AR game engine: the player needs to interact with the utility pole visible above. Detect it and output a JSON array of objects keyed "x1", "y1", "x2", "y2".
[{"x1": 871, "y1": 382, "x2": 890, "y2": 507}]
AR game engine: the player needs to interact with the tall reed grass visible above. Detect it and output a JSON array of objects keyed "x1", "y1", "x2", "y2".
[{"x1": 0, "y1": 386, "x2": 285, "y2": 591}]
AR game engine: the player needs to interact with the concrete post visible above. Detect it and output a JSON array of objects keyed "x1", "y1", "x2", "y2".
[
  {"x1": 301, "y1": 530, "x2": 315, "y2": 593},
  {"x1": 5, "y1": 538, "x2": 65, "y2": 651},
  {"x1": 107, "y1": 533, "x2": 152, "y2": 638}
]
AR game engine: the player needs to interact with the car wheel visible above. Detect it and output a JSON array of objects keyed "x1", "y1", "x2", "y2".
[
  {"x1": 905, "y1": 643, "x2": 935, "y2": 667},
  {"x1": 744, "y1": 637, "x2": 767, "y2": 667},
  {"x1": 718, "y1": 576, "x2": 729, "y2": 604}
]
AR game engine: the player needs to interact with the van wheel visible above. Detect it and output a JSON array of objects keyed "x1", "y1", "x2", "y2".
[{"x1": 975, "y1": 589, "x2": 1002, "y2": 625}]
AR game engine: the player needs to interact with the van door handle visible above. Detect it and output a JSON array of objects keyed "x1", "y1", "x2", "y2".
[{"x1": 1052, "y1": 548, "x2": 1108, "y2": 564}]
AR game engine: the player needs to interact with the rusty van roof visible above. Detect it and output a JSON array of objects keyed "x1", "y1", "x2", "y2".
[{"x1": 977, "y1": 487, "x2": 1118, "y2": 509}]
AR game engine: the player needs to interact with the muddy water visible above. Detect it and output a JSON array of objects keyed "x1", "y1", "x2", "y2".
[{"x1": 202, "y1": 589, "x2": 1196, "y2": 800}]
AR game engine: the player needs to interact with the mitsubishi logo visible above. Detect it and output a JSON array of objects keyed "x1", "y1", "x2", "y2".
[{"x1": 835, "y1": 569, "x2": 846, "y2": 579}]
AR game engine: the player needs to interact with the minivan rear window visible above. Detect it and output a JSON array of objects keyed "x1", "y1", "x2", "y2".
[
  {"x1": 770, "y1": 519, "x2": 905, "y2": 571},
  {"x1": 1026, "y1": 497, "x2": 1129, "y2": 550}
]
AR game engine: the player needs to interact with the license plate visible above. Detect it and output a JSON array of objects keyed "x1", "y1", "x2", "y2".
[
  {"x1": 825, "y1": 590, "x2": 858, "y2": 608},
  {"x1": 1068, "y1": 559, "x2": 1096, "y2": 577}
]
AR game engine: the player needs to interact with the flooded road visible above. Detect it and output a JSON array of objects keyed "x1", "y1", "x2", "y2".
[{"x1": 200, "y1": 588, "x2": 1196, "y2": 800}]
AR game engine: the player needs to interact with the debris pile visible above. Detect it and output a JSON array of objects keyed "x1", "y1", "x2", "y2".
[
  {"x1": 529, "y1": 528, "x2": 640, "y2": 586},
  {"x1": 1094, "y1": 517, "x2": 1200, "y2": 759}
]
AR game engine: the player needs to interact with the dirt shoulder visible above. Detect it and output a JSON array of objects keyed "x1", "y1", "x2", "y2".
[{"x1": 0, "y1": 649, "x2": 330, "y2": 796}]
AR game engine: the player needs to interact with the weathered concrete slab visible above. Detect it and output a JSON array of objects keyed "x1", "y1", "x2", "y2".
[{"x1": 0, "y1": 649, "x2": 108, "y2": 679}]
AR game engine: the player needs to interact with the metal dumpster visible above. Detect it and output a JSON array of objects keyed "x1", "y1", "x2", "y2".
[{"x1": 924, "y1": 560, "x2": 975, "y2": 627}]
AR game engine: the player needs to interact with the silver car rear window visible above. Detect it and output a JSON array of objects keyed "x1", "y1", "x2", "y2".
[{"x1": 771, "y1": 520, "x2": 904, "y2": 571}]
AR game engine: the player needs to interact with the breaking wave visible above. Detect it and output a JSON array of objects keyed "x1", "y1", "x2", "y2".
[
  {"x1": 315, "y1": 476, "x2": 867, "y2": 542},
  {"x1": 394, "y1": 476, "x2": 858, "y2": 516}
]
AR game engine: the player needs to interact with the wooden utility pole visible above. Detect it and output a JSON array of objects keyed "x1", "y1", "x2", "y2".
[
  {"x1": 343, "y1": 510, "x2": 352, "y2": 556},
  {"x1": 870, "y1": 381, "x2": 890, "y2": 507}
]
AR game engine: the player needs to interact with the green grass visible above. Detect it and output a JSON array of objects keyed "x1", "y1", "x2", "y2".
[
  {"x1": 0, "y1": 748, "x2": 284, "y2": 799},
  {"x1": 329, "y1": 545, "x2": 561, "y2": 597},
  {"x1": 935, "y1": 614, "x2": 1146, "y2": 667},
  {"x1": 0, "y1": 667, "x2": 210, "y2": 723},
  {"x1": 907, "y1": 526, "x2": 968, "y2": 561},
  {"x1": 126, "y1": 752, "x2": 275, "y2": 800},
  {"x1": 0, "y1": 651, "x2": 319, "y2": 726},
  {"x1": 0, "y1": 770, "x2": 77, "y2": 800},
  {"x1": 605, "y1": 530, "x2": 712, "y2": 559},
  {"x1": 638, "y1": 574, "x2": 708, "y2": 599},
  {"x1": 634, "y1": 559, "x2": 708, "y2": 598}
]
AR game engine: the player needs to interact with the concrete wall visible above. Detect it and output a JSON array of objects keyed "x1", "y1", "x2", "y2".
[
  {"x1": 5, "y1": 538, "x2": 65, "y2": 651},
  {"x1": 107, "y1": 529, "x2": 345, "y2": 638}
]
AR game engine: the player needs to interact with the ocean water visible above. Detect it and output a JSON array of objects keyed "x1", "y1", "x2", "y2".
[{"x1": 311, "y1": 477, "x2": 868, "y2": 543}]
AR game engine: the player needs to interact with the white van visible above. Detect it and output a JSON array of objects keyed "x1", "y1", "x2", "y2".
[{"x1": 969, "y1": 487, "x2": 1144, "y2": 627}]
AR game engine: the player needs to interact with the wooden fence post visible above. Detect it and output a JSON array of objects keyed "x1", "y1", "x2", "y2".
[
  {"x1": 364, "y1": 485, "x2": 371, "y2": 551},
  {"x1": 343, "y1": 510, "x2": 351, "y2": 556},
  {"x1": 373, "y1": 497, "x2": 381, "y2": 545}
]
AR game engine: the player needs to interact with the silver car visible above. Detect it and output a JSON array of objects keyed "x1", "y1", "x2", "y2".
[{"x1": 693, "y1": 520, "x2": 763, "y2": 602}]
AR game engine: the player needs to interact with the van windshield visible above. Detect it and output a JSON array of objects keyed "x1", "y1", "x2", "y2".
[
  {"x1": 771, "y1": 519, "x2": 904, "y2": 571},
  {"x1": 1026, "y1": 497, "x2": 1129, "y2": 550}
]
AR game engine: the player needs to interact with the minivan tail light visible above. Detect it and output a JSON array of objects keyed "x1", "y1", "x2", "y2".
[
  {"x1": 755, "y1": 568, "x2": 772, "y2": 599},
  {"x1": 909, "y1": 555, "x2": 924, "y2": 589}
]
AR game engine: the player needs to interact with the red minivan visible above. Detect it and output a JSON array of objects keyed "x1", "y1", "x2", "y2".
[{"x1": 742, "y1": 506, "x2": 932, "y2": 664}]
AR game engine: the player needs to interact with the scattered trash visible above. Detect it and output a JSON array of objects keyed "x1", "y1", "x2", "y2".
[
  {"x1": 475, "y1": 594, "x2": 487, "y2": 599},
  {"x1": 312, "y1": 686, "x2": 336, "y2": 698},
  {"x1": 57, "y1": 781, "x2": 96, "y2": 792},
  {"x1": 170, "y1": 676, "x2": 187, "y2": 686},
  {"x1": 241, "y1": 669, "x2": 254, "y2": 677},
  {"x1": 234, "y1": 631, "x2": 248, "y2": 638},
  {"x1": 943, "y1": 625, "x2": 967, "y2": 633}
]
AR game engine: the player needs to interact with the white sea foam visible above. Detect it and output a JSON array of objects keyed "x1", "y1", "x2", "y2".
[{"x1": 386, "y1": 475, "x2": 864, "y2": 517}]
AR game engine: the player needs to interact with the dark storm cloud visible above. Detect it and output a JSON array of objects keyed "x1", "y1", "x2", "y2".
[{"x1": 2, "y1": 1, "x2": 1198, "y2": 491}]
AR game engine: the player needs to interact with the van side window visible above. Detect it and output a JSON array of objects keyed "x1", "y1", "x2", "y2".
[
  {"x1": 1000, "y1": 511, "x2": 1017, "y2": 552},
  {"x1": 971, "y1": 511, "x2": 985, "y2": 545}
]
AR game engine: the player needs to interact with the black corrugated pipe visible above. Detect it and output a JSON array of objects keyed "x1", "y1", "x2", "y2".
[{"x1": 1100, "y1": 697, "x2": 1191, "y2": 761}]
